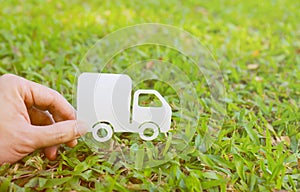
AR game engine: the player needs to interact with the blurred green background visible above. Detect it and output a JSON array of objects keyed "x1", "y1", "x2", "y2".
[{"x1": 0, "y1": 0, "x2": 300, "y2": 191}]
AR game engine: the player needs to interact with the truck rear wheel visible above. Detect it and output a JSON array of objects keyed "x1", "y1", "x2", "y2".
[
  {"x1": 139, "y1": 122, "x2": 159, "y2": 141},
  {"x1": 92, "y1": 123, "x2": 113, "y2": 142}
]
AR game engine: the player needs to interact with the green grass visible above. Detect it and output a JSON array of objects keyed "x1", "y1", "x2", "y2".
[{"x1": 1, "y1": 0, "x2": 300, "y2": 191}]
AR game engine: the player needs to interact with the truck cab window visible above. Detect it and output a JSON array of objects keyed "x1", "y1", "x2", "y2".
[{"x1": 138, "y1": 93, "x2": 162, "y2": 107}]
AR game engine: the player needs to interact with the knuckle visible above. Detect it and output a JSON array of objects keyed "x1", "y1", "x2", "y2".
[
  {"x1": 53, "y1": 123, "x2": 75, "y2": 143},
  {"x1": 0, "y1": 74, "x2": 21, "y2": 83},
  {"x1": 48, "y1": 90, "x2": 60, "y2": 107},
  {"x1": 0, "y1": 74, "x2": 17, "y2": 83},
  {"x1": 70, "y1": 121, "x2": 77, "y2": 138},
  {"x1": 51, "y1": 90, "x2": 62, "y2": 99},
  {"x1": 1, "y1": 73, "x2": 17, "y2": 79},
  {"x1": 48, "y1": 90, "x2": 57, "y2": 103},
  {"x1": 56, "y1": 132, "x2": 66, "y2": 143},
  {"x1": 0, "y1": 74, "x2": 24, "y2": 89}
]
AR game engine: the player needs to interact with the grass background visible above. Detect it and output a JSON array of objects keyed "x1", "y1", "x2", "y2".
[{"x1": 0, "y1": 0, "x2": 300, "y2": 191}]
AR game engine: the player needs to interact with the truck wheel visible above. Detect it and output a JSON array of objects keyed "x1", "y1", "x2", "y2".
[
  {"x1": 92, "y1": 123, "x2": 113, "y2": 142},
  {"x1": 139, "y1": 122, "x2": 159, "y2": 141}
]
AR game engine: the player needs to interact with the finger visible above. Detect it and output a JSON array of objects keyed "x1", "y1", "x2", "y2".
[
  {"x1": 66, "y1": 139, "x2": 78, "y2": 148},
  {"x1": 28, "y1": 107, "x2": 54, "y2": 125},
  {"x1": 23, "y1": 79, "x2": 76, "y2": 121},
  {"x1": 28, "y1": 106, "x2": 76, "y2": 150},
  {"x1": 44, "y1": 139, "x2": 77, "y2": 161},
  {"x1": 41, "y1": 113, "x2": 78, "y2": 147},
  {"x1": 29, "y1": 120, "x2": 88, "y2": 149},
  {"x1": 25, "y1": 82, "x2": 77, "y2": 148},
  {"x1": 44, "y1": 145, "x2": 59, "y2": 160},
  {"x1": 28, "y1": 107, "x2": 60, "y2": 159}
]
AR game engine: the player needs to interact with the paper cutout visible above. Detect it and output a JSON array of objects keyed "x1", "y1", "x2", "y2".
[{"x1": 77, "y1": 73, "x2": 172, "y2": 142}]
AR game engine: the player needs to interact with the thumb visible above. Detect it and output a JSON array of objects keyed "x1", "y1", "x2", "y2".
[{"x1": 29, "y1": 120, "x2": 88, "y2": 149}]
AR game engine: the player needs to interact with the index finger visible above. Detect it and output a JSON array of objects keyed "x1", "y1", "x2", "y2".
[{"x1": 23, "y1": 79, "x2": 75, "y2": 121}]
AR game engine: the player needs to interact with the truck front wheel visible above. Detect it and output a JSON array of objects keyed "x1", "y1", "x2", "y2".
[
  {"x1": 138, "y1": 122, "x2": 159, "y2": 141},
  {"x1": 92, "y1": 123, "x2": 113, "y2": 142}
]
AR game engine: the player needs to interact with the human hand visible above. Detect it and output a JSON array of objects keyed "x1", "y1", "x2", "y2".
[{"x1": 0, "y1": 74, "x2": 88, "y2": 164}]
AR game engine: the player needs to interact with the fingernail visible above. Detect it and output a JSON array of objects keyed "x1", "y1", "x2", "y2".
[{"x1": 76, "y1": 120, "x2": 89, "y2": 137}]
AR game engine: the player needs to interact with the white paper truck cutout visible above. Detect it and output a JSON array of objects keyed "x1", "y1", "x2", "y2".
[{"x1": 77, "y1": 73, "x2": 172, "y2": 142}]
